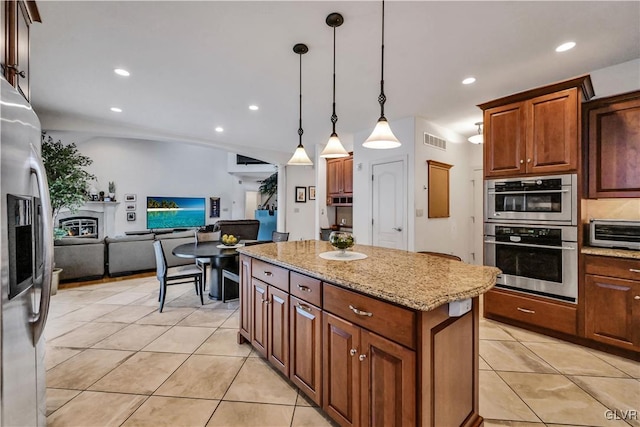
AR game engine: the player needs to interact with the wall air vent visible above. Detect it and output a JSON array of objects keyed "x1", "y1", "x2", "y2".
[
  {"x1": 236, "y1": 155, "x2": 268, "y2": 165},
  {"x1": 423, "y1": 133, "x2": 447, "y2": 151}
]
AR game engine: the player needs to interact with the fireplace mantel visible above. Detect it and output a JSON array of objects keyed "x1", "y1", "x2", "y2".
[{"x1": 56, "y1": 202, "x2": 120, "y2": 239}]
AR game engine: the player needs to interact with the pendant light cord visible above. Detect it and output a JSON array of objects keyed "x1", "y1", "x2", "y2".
[
  {"x1": 331, "y1": 25, "x2": 338, "y2": 135},
  {"x1": 378, "y1": 0, "x2": 387, "y2": 120},
  {"x1": 298, "y1": 52, "x2": 304, "y2": 146}
]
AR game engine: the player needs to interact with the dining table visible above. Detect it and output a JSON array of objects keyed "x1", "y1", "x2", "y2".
[{"x1": 172, "y1": 241, "x2": 242, "y2": 301}]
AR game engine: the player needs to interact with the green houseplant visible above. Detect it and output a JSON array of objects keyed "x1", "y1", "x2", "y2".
[
  {"x1": 258, "y1": 172, "x2": 277, "y2": 208},
  {"x1": 41, "y1": 133, "x2": 96, "y2": 224}
]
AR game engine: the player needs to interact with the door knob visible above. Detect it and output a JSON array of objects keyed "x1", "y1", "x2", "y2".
[{"x1": 392, "y1": 227, "x2": 403, "y2": 232}]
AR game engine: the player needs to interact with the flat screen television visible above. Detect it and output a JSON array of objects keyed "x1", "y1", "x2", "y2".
[{"x1": 146, "y1": 196, "x2": 206, "y2": 230}]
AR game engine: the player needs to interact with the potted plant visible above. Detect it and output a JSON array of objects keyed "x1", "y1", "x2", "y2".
[
  {"x1": 41, "y1": 133, "x2": 96, "y2": 294},
  {"x1": 258, "y1": 172, "x2": 277, "y2": 208},
  {"x1": 108, "y1": 181, "x2": 116, "y2": 200}
]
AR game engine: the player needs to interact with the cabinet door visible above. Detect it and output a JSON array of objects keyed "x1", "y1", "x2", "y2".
[
  {"x1": 251, "y1": 279, "x2": 268, "y2": 357},
  {"x1": 342, "y1": 157, "x2": 353, "y2": 194},
  {"x1": 585, "y1": 275, "x2": 639, "y2": 350},
  {"x1": 483, "y1": 102, "x2": 526, "y2": 177},
  {"x1": 239, "y1": 255, "x2": 251, "y2": 342},
  {"x1": 360, "y1": 330, "x2": 416, "y2": 427},
  {"x1": 587, "y1": 95, "x2": 640, "y2": 198},
  {"x1": 327, "y1": 159, "x2": 343, "y2": 196},
  {"x1": 526, "y1": 88, "x2": 578, "y2": 174},
  {"x1": 323, "y1": 312, "x2": 360, "y2": 427},
  {"x1": 268, "y1": 285, "x2": 289, "y2": 376},
  {"x1": 290, "y1": 296, "x2": 322, "y2": 405}
]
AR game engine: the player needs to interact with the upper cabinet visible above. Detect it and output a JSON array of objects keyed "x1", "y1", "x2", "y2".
[
  {"x1": 479, "y1": 75, "x2": 594, "y2": 178},
  {"x1": 326, "y1": 154, "x2": 353, "y2": 206},
  {"x1": 2, "y1": 0, "x2": 41, "y2": 101},
  {"x1": 584, "y1": 91, "x2": 640, "y2": 198}
]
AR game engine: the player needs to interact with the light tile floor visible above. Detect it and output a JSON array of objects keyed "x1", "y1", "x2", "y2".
[{"x1": 46, "y1": 276, "x2": 639, "y2": 427}]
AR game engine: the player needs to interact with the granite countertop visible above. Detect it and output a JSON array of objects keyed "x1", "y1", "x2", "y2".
[
  {"x1": 581, "y1": 246, "x2": 640, "y2": 260},
  {"x1": 237, "y1": 240, "x2": 500, "y2": 311}
]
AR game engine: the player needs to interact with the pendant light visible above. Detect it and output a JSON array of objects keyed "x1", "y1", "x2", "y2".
[
  {"x1": 320, "y1": 13, "x2": 349, "y2": 159},
  {"x1": 287, "y1": 43, "x2": 313, "y2": 166},
  {"x1": 468, "y1": 122, "x2": 484, "y2": 144},
  {"x1": 363, "y1": 0, "x2": 401, "y2": 149}
]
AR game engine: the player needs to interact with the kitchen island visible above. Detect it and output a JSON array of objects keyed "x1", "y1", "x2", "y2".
[{"x1": 237, "y1": 240, "x2": 500, "y2": 427}]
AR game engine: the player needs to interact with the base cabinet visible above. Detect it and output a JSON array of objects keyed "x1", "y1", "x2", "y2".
[
  {"x1": 584, "y1": 255, "x2": 640, "y2": 351},
  {"x1": 251, "y1": 278, "x2": 289, "y2": 375},
  {"x1": 322, "y1": 313, "x2": 416, "y2": 427},
  {"x1": 290, "y1": 297, "x2": 322, "y2": 405}
]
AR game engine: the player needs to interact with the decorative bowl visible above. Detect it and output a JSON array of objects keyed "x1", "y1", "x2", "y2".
[
  {"x1": 221, "y1": 234, "x2": 239, "y2": 246},
  {"x1": 329, "y1": 231, "x2": 355, "y2": 254}
]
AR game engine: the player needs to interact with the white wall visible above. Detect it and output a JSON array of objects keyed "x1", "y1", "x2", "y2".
[
  {"x1": 284, "y1": 164, "x2": 316, "y2": 241},
  {"x1": 77, "y1": 136, "x2": 239, "y2": 235}
]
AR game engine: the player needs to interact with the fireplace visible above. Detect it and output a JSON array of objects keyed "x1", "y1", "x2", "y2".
[
  {"x1": 55, "y1": 201, "x2": 119, "y2": 240},
  {"x1": 59, "y1": 216, "x2": 98, "y2": 238}
]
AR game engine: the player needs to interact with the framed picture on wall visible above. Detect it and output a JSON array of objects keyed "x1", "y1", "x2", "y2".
[
  {"x1": 125, "y1": 203, "x2": 136, "y2": 211},
  {"x1": 308, "y1": 186, "x2": 316, "y2": 200},
  {"x1": 124, "y1": 194, "x2": 136, "y2": 202},
  {"x1": 209, "y1": 197, "x2": 220, "y2": 218},
  {"x1": 126, "y1": 212, "x2": 136, "y2": 221},
  {"x1": 295, "y1": 186, "x2": 306, "y2": 203}
]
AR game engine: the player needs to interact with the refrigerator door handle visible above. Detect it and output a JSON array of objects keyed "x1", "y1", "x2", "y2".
[{"x1": 29, "y1": 143, "x2": 53, "y2": 344}]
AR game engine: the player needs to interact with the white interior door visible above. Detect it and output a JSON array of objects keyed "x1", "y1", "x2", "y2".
[
  {"x1": 245, "y1": 191, "x2": 260, "y2": 219},
  {"x1": 372, "y1": 160, "x2": 406, "y2": 250}
]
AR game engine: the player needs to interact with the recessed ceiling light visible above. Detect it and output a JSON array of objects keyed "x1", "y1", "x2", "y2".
[
  {"x1": 114, "y1": 68, "x2": 130, "y2": 77},
  {"x1": 462, "y1": 77, "x2": 476, "y2": 85},
  {"x1": 110, "y1": 107, "x2": 122, "y2": 113},
  {"x1": 249, "y1": 105, "x2": 259, "y2": 111},
  {"x1": 215, "y1": 127, "x2": 224, "y2": 132},
  {"x1": 555, "y1": 42, "x2": 576, "y2": 52}
]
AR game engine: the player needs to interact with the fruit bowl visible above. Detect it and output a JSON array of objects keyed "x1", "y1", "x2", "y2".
[
  {"x1": 221, "y1": 234, "x2": 239, "y2": 246},
  {"x1": 329, "y1": 231, "x2": 355, "y2": 254}
]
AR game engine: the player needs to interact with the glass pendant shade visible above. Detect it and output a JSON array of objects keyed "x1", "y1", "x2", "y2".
[
  {"x1": 468, "y1": 134, "x2": 483, "y2": 144},
  {"x1": 321, "y1": 133, "x2": 349, "y2": 158},
  {"x1": 287, "y1": 143, "x2": 313, "y2": 165},
  {"x1": 362, "y1": 118, "x2": 401, "y2": 149}
]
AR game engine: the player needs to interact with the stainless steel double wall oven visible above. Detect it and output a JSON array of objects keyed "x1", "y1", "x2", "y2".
[{"x1": 484, "y1": 174, "x2": 578, "y2": 303}]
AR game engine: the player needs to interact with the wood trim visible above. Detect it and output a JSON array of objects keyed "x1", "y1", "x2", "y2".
[{"x1": 478, "y1": 74, "x2": 594, "y2": 110}]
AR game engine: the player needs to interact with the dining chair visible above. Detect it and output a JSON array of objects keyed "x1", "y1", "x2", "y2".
[
  {"x1": 153, "y1": 240, "x2": 203, "y2": 312},
  {"x1": 271, "y1": 231, "x2": 290, "y2": 242},
  {"x1": 194, "y1": 230, "x2": 221, "y2": 289},
  {"x1": 417, "y1": 251, "x2": 462, "y2": 261}
]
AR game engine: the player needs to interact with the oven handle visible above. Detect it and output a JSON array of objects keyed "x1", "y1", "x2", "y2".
[
  {"x1": 484, "y1": 240, "x2": 576, "y2": 251},
  {"x1": 487, "y1": 189, "x2": 570, "y2": 195}
]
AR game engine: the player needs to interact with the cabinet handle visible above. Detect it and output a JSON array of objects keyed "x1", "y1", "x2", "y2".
[
  {"x1": 520, "y1": 160, "x2": 524, "y2": 164},
  {"x1": 359, "y1": 354, "x2": 367, "y2": 362},
  {"x1": 297, "y1": 284, "x2": 311, "y2": 292},
  {"x1": 516, "y1": 307, "x2": 535, "y2": 314},
  {"x1": 634, "y1": 296, "x2": 640, "y2": 300},
  {"x1": 263, "y1": 271, "x2": 273, "y2": 277},
  {"x1": 296, "y1": 303, "x2": 311, "y2": 312},
  {"x1": 349, "y1": 305, "x2": 373, "y2": 317},
  {"x1": 350, "y1": 348, "x2": 357, "y2": 356},
  {"x1": 527, "y1": 158, "x2": 531, "y2": 163},
  {"x1": 629, "y1": 269, "x2": 640, "y2": 273}
]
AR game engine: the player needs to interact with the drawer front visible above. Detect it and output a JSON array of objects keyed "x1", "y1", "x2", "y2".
[
  {"x1": 484, "y1": 289, "x2": 577, "y2": 335},
  {"x1": 290, "y1": 271, "x2": 322, "y2": 306},
  {"x1": 252, "y1": 259, "x2": 289, "y2": 292},
  {"x1": 585, "y1": 255, "x2": 640, "y2": 281},
  {"x1": 323, "y1": 283, "x2": 416, "y2": 349}
]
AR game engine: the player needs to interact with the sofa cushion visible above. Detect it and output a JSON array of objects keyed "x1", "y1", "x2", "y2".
[
  {"x1": 54, "y1": 240, "x2": 105, "y2": 281},
  {"x1": 156, "y1": 230, "x2": 194, "y2": 240},
  {"x1": 55, "y1": 237, "x2": 104, "y2": 246},
  {"x1": 105, "y1": 234, "x2": 155, "y2": 244}
]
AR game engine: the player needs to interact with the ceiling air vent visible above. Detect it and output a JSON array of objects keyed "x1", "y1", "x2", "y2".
[{"x1": 423, "y1": 133, "x2": 447, "y2": 151}]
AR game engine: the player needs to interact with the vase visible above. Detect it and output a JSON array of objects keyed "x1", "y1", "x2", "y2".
[{"x1": 329, "y1": 231, "x2": 355, "y2": 256}]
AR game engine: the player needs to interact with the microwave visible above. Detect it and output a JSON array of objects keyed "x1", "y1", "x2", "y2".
[
  {"x1": 589, "y1": 219, "x2": 640, "y2": 250},
  {"x1": 485, "y1": 174, "x2": 577, "y2": 225}
]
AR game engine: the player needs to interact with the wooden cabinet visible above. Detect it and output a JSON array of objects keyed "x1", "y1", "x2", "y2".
[
  {"x1": 484, "y1": 288, "x2": 577, "y2": 335},
  {"x1": 1, "y1": 1, "x2": 41, "y2": 101},
  {"x1": 584, "y1": 91, "x2": 640, "y2": 198},
  {"x1": 251, "y1": 278, "x2": 268, "y2": 356},
  {"x1": 238, "y1": 255, "x2": 251, "y2": 342},
  {"x1": 326, "y1": 155, "x2": 353, "y2": 206},
  {"x1": 480, "y1": 75, "x2": 593, "y2": 178},
  {"x1": 584, "y1": 255, "x2": 640, "y2": 351},
  {"x1": 323, "y1": 313, "x2": 415, "y2": 427},
  {"x1": 290, "y1": 296, "x2": 322, "y2": 405}
]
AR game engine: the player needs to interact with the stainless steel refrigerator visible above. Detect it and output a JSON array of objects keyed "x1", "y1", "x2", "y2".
[{"x1": 1, "y1": 76, "x2": 54, "y2": 426}]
